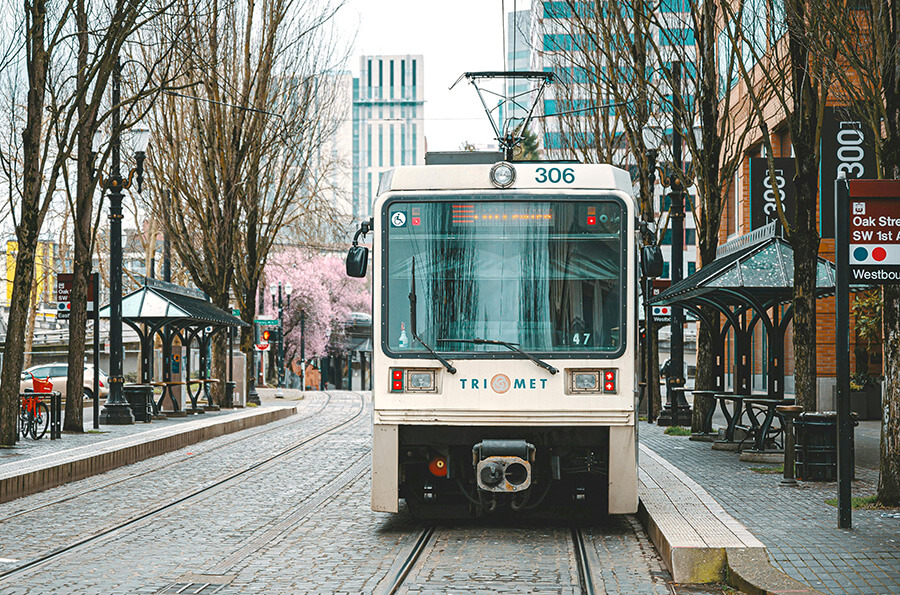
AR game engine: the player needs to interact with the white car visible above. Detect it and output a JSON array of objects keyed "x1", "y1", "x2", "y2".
[{"x1": 20, "y1": 363, "x2": 110, "y2": 401}]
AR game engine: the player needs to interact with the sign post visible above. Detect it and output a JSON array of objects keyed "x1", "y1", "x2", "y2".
[{"x1": 837, "y1": 177, "x2": 900, "y2": 529}]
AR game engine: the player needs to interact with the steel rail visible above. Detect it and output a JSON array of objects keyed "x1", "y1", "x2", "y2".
[
  {"x1": 380, "y1": 527, "x2": 435, "y2": 595},
  {"x1": 0, "y1": 392, "x2": 336, "y2": 524},
  {"x1": 0, "y1": 391, "x2": 367, "y2": 582},
  {"x1": 571, "y1": 527, "x2": 596, "y2": 595}
]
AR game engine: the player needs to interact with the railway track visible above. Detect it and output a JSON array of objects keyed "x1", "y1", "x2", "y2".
[
  {"x1": 379, "y1": 524, "x2": 600, "y2": 594},
  {"x1": 0, "y1": 391, "x2": 369, "y2": 583},
  {"x1": 0, "y1": 391, "x2": 338, "y2": 525}
]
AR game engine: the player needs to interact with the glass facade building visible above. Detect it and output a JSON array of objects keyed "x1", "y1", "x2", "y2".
[{"x1": 352, "y1": 55, "x2": 425, "y2": 221}]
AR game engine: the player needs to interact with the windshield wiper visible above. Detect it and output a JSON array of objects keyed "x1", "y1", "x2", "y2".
[
  {"x1": 409, "y1": 258, "x2": 456, "y2": 374},
  {"x1": 437, "y1": 337, "x2": 558, "y2": 375}
]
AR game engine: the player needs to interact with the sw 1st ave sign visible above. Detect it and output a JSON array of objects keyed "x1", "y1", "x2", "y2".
[{"x1": 848, "y1": 180, "x2": 900, "y2": 284}]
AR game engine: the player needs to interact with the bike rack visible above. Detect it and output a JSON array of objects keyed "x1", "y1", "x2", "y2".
[{"x1": 49, "y1": 392, "x2": 61, "y2": 440}]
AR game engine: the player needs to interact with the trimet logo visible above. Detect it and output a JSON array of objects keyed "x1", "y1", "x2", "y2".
[
  {"x1": 490, "y1": 374, "x2": 510, "y2": 394},
  {"x1": 459, "y1": 374, "x2": 548, "y2": 392}
]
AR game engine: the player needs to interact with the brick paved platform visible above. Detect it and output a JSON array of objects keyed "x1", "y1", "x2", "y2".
[
  {"x1": 0, "y1": 396, "x2": 297, "y2": 504},
  {"x1": 641, "y1": 420, "x2": 900, "y2": 595}
]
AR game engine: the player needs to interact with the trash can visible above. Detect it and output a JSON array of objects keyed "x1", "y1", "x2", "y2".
[
  {"x1": 224, "y1": 381, "x2": 235, "y2": 408},
  {"x1": 123, "y1": 384, "x2": 153, "y2": 423},
  {"x1": 795, "y1": 412, "x2": 856, "y2": 481}
]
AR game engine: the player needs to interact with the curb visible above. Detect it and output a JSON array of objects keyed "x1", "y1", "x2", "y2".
[
  {"x1": 0, "y1": 404, "x2": 297, "y2": 504},
  {"x1": 727, "y1": 548, "x2": 825, "y2": 595}
]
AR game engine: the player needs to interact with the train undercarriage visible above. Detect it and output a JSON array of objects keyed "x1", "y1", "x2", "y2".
[{"x1": 396, "y1": 425, "x2": 613, "y2": 519}]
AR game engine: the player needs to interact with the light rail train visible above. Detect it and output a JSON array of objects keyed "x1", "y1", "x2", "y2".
[{"x1": 347, "y1": 159, "x2": 646, "y2": 518}]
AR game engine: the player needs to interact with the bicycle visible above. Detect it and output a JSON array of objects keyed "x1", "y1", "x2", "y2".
[{"x1": 19, "y1": 375, "x2": 51, "y2": 440}]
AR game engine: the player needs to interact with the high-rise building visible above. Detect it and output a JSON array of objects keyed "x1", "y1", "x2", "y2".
[
  {"x1": 352, "y1": 55, "x2": 425, "y2": 221},
  {"x1": 500, "y1": 11, "x2": 533, "y2": 135}
]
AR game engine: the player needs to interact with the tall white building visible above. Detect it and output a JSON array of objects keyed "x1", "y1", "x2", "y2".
[
  {"x1": 352, "y1": 55, "x2": 425, "y2": 221},
  {"x1": 501, "y1": 11, "x2": 533, "y2": 134}
]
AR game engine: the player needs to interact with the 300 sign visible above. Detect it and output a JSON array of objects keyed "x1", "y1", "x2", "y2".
[
  {"x1": 836, "y1": 122, "x2": 866, "y2": 179},
  {"x1": 535, "y1": 167, "x2": 575, "y2": 184},
  {"x1": 762, "y1": 169, "x2": 787, "y2": 219}
]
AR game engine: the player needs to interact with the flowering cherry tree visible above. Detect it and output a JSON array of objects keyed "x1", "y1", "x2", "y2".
[{"x1": 265, "y1": 249, "x2": 370, "y2": 361}]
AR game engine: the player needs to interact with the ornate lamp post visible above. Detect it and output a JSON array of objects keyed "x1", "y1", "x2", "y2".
[
  {"x1": 99, "y1": 59, "x2": 149, "y2": 425},
  {"x1": 271, "y1": 281, "x2": 292, "y2": 397}
]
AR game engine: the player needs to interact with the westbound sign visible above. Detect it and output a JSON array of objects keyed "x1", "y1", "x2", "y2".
[
  {"x1": 848, "y1": 180, "x2": 900, "y2": 284},
  {"x1": 56, "y1": 273, "x2": 97, "y2": 320},
  {"x1": 835, "y1": 177, "x2": 900, "y2": 530}
]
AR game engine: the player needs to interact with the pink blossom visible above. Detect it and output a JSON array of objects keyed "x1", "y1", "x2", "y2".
[{"x1": 265, "y1": 249, "x2": 371, "y2": 359}]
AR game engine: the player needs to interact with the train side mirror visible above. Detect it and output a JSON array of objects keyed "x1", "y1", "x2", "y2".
[
  {"x1": 346, "y1": 245, "x2": 369, "y2": 278},
  {"x1": 641, "y1": 245, "x2": 664, "y2": 278},
  {"x1": 346, "y1": 218, "x2": 373, "y2": 278}
]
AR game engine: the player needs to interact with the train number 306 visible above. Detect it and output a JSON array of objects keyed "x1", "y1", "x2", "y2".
[{"x1": 535, "y1": 167, "x2": 575, "y2": 184}]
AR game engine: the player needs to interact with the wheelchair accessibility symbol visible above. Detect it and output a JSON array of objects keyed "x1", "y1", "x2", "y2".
[{"x1": 391, "y1": 212, "x2": 407, "y2": 227}]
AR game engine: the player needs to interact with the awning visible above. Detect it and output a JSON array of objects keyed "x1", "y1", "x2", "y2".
[{"x1": 99, "y1": 278, "x2": 247, "y2": 328}]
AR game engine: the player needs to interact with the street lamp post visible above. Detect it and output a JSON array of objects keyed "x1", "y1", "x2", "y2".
[
  {"x1": 271, "y1": 281, "x2": 292, "y2": 397},
  {"x1": 99, "y1": 58, "x2": 149, "y2": 425}
]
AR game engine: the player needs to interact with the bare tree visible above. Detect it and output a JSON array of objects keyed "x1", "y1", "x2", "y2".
[
  {"x1": 539, "y1": 1, "x2": 755, "y2": 421},
  {"x1": 812, "y1": 0, "x2": 900, "y2": 504},
  {"x1": 148, "y1": 0, "x2": 349, "y2": 405}
]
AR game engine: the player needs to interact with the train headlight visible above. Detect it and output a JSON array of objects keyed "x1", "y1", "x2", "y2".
[
  {"x1": 489, "y1": 162, "x2": 516, "y2": 188},
  {"x1": 566, "y1": 369, "x2": 618, "y2": 394},
  {"x1": 408, "y1": 370, "x2": 435, "y2": 391},
  {"x1": 390, "y1": 368, "x2": 438, "y2": 393},
  {"x1": 574, "y1": 373, "x2": 599, "y2": 390}
]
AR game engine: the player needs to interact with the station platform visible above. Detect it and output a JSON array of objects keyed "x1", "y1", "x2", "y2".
[
  {"x1": 0, "y1": 394, "x2": 298, "y2": 505},
  {"x1": 640, "y1": 419, "x2": 898, "y2": 595},
  {"x1": 1, "y1": 389, "x2": 895, "y2": 594}
]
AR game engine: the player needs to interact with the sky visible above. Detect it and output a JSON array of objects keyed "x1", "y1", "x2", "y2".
[{"x1": 339, "y1": 0, "x2": 531, "y2": 151}]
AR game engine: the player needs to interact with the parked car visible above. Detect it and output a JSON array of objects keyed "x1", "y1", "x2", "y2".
[{"x1": 20, "y1": 363, "x2": 109, "y2": 401}]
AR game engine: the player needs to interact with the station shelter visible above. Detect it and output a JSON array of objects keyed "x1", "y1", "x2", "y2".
[
  {"x1": 100, "y1": 278, "x2": 247, "y2": 415},
  {"x1": 648, "y1": 222, "x2": 838, "y2": 399}
]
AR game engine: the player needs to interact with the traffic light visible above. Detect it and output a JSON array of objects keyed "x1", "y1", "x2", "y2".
[{"x1": 261, "y1": 330, "x2": 271, "y2": 344}]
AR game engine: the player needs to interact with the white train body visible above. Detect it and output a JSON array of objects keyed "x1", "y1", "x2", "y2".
[{"x1": 367, "y1": 161, "x2": 639, "y2": 517}]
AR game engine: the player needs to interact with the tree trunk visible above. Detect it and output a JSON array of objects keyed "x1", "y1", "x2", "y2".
[
  {"x1": 692, "y1": 304, "x2": 718, "y2": 431},
  {"x1": 64, "y1": 0, "x2": 93, "y2": 433},
  {"x1": 0, "y1": 1, "x2": 48, "y2": 445},
  {"x1": 23, "y1": 282, "x2": 38, "y2": 369},
  {"x1": 878, "y1": 284, "x2": 900, "y2": 505},
  {"x1": 211, "y1": 332, "x2": 228, "y2": 406},
  {"x1": 650, "y1": 323, "x2": 662, "y2": 420}
]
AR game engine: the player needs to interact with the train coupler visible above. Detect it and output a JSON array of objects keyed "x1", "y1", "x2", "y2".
[{"x1": 472, "y1": 439, "x2": 535, "y2": 493}]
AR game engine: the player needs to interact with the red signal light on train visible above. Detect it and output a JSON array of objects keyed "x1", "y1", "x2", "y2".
[
  {"x1": 429, "y1": 456, "x2": 448, "y2": 477},
  {"x1": 587, "y1": 216, "x2": 597, "y2": 225},
  {"x1": 392, "y1": 370, "x2": 403, "y2": 380},
  {"x1": 412, "y1": 217, "x2": 421, "y2": 226},
  {"x1": 603, "y1": 370, "x2": 617, "y2": 393}
]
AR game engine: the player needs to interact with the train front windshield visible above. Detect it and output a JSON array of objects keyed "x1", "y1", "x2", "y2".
[{"x1": 384, "y1": 197, "x2": 626, "y2": 357}]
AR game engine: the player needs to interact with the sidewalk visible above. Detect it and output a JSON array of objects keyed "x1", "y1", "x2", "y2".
[
  {"x1": 640, "y1": 420, "x2": 900, "y2": 594},
  {"x1": 0, "y1": 389, "x2": 300, "y2": 504}
]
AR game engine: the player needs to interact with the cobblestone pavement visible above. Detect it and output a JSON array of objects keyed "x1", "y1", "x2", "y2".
[
  {"x1": 391, "y1": 520, "x2": 673, "y2": 594},
  {"x1": 0, "y1": 390, "x2": 686, "y2": 594},
  {"x1": 641, "y1": 421, "x2": 900, "y2": 594}
]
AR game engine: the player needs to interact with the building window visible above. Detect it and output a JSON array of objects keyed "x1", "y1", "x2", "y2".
[
  {"x1": 379, "y1": 125, "x2": 383, "y2": 167},
  {"x1": 367, "y1": 59, "x2": 371, "y2": 87},
  {"x1": 412, "y1": 59, "x2": 417, "y2": 89},
  {"x1": 412, "y1": 123, "x2": 417, "y2": 164},
  {"x1": 401, "y1": 125, "x2": 406, "y2": 165},
  {"x1": 390, "y1": 125, "x2": 395, "y2": 167},
  {"x1": 390, "y1": 59, "x2": 394, "y2": 98},
  {"x1": 367, "y1": 125, "x2": 372, "y2": 167}
]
